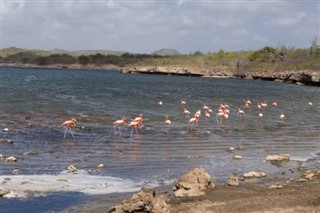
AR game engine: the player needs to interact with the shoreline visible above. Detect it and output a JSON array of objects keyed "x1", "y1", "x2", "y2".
[
  {"x1": 65, "y1": 157, "x2": 320, "y2": 213},
  {"x1": 67, "y1": 174, "x2": 320, "y2": 213},
  {"x1": 1, "y1": 63, "x2": 319, "y2": 86}
]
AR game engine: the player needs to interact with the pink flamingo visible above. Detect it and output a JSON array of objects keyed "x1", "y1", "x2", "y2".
[
  {"x1": 157, "y1": 101, "x2": 163, "y2": 106},
  {"x1": 271, "y1": 102, "x2": 278, "y2": 107},
  {"x1": 128, "y1": 119, "x2": 142, "y2": 139},
  {"x1": 113, "y1": 117, "x2": 126, "y2": 136},
  {"x1": 134, "y1": 113, "x2": 143, "y2": 123},
  {"x1": 223, "y1": 112, "x2": 229, "y2": 125},
  {"x1": 189, "y1": 117, "x2": 198, "y2": 130},
  {"x1": 280, "y1": 112, "x2": 285, "y2": 121},
  {"x1": 194, "y1": 110, "x2": 201, "y2": 119},
  {"x1": 165, "y1": 115, "x2": 172, "y2": 126},
  {"x1": 237, "y1": 108, "x2": 245, "y2": 120},
  {"x1": 216, "y1": 109, "x2": 224, "y2": 124},
  {"x1": 183, "y1": 108, "x2": 191, "y2": 119},
  {"x1": 62, "y1": 118, "x2": 76, "y2": 139},
  {"x1": 181, "y1": 100, "x2": 186, "y2": 105},
  {"x1": 244, "y1": 100, "x2": 251, "y2": 108},
  {"x1": 258, "y1": 112, "x2": 263, "y2": 122},
  {"x1": 205, "y1": 111, "x2": 210, "y2": 122}
]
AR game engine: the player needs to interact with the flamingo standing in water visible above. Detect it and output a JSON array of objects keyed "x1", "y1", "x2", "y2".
[
  {"x1": 258, "y1": 113, "x2": 263, "y2": 122},
  {"x1": 216, "y1": 109, "x2": 225, "y2": 124},
  {"x1": 62, "y1": 118, "x2": 76, "y2": 139},
  {"x1": 134, "y1": 113, "x2": 143, "y2": 123},
  {"x1": 189, "y1": 116, "x2": 198, "y2": 130},
  {"x1": 280, "y1": 112, "x2": 285, "y2": 121},
  {"x1": 165, "y1": 114, "x2": 172, "y2": 125},
  {"x1": 128, "y1": 118, "x2": 143, "y2": 139},
  {"x1": 237, "y1": 108, "x2": 245, "y2": 120},
  {"x1": 113, "y1": 117, "x2": 126, "y2": 136},
  {"x1": 183, "y1": 108, "x2": 191, "y2": 119},
  {"x1": 181, "y1": 100, "x2": 186, "y2": 106},
  {"x1": 157, "y1": 101, "x2": 163, "y2": 106}
]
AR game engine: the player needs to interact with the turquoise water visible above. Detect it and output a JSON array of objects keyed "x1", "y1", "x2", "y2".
[{"x1": 0, "y1": 66, "x2": 319, "y2": 210}]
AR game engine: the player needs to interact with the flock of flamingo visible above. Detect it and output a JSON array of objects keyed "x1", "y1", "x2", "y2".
[{"x1": 61, "y1": 99, "x2": 314, "y2": 139}]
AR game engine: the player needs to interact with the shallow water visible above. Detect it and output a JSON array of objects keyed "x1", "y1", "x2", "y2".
[{"x1": 0, "y1": 66, "x2": 319, "y2": 210}]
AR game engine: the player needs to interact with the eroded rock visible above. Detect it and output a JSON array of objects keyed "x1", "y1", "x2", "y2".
[
  {"x1": 67, "y1": 165, "x2": 77, "y2": 174},
  {"x1": 227, "y1": 174, "x2": 239, "y2": 187},
  {"x1": 173, "y1": 167, "x2": 214, "y2": 197},
  {"x1": 243, "y1": 171, "x2": 267, "y2": 178},
  {"x1": 266, "y1": 153, "x2": 290, "y2": 162},
  {"x1": 109, "y1": 187, "x2": 170, "y2": 213}
]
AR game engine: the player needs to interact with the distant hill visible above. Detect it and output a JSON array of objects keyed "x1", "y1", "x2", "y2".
[
  {"x1": 0, "y1": 47, "x2": 51, "y2": 57},
  {"x1": 0, "y1": 47, "x2": 127, "y2": 57},
  {"x1": 49, "y1": 49, "x2": 126, "y2": 56},
  {"x1": 152, "y1": 49, "x2": 181, "y2": 56}
]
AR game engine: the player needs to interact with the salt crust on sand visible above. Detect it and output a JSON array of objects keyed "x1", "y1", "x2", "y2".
[{"x1": 1, "y1": 170, "x2": 143, "y2": 199}]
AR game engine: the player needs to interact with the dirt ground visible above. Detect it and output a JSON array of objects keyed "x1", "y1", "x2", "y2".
[
  {"x1": 72, "y1": 180, "x2": 319, "y2": 213},
  {"x1": 169, "y1": 182, "x2": 320, "y2": 213}
]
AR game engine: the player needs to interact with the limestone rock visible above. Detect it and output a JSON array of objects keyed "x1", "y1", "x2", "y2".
[
  {"x1": 228, "y1": 147, "x2": 235, "y2": 152},
  {"x1": 5, "y1": 156, "x2": 17, "y2": 163},
  {"x1": 173, "y1": 167, "x2": 214, "y2": 197},
  {"x1": 97, "y1": 164, "x2": 104, "y2": 169},
  {"x1": 268, "y1": 184, "x2": 286, "y2": 189},
  {"x1": 233, "y1": 155, "x2": 242, "y2": 160},
  {"x1": 109, "y1": 187, "x2": 170, "y2": 213},
  {"x1": 243, "y1": 171, "x2": 267, "y2": 178},
  {"x1": 0, "y1": 188, "x2": 10, "y2": 197},
  {"x1": 303, "y1": 170, "x2": 315, "y2": 180},
  {"x1": 227, "y1": 174, "x2": 239, "y2": 187},
  {"x1": 266, "y1": 153, "x2": 290, "y2": 161},
  {"x1": 67, "y1": 165, "x2": 77, "y2": 174}
]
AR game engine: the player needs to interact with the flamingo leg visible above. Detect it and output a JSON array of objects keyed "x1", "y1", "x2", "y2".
[
  {"x1": 113, "y1": 124, "x2": 119, "y2": 135},
  {"x1": 64, "y1": 126, "x2": 68, "y2": 139},
  {"x1": 118, "y1": 127, "x2": 122, "y2": 136},
  {"x1": 69, "y1": 127, "x2": 75, "y2": 138},
  {"x1": 216, "y1": 116, "x2": 220, "y2": 124},
  {"x1": 135, "y1": 127, "x2": 140, "y2": 138},
  {"x1": 131, "y1": 127, "x2": 134, "y2": 139}
]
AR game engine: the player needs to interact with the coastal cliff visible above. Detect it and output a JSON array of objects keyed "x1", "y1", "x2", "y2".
[{"x1": 121, "y1": 66, "x2": 320, "y2": 86}]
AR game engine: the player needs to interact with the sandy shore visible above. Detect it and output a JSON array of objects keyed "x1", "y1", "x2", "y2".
[{"x1": 64, "y1": 180, "x2": 320, "y2": 213}]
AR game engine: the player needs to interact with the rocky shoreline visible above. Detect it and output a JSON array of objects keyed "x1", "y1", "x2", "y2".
[
  {"x1": 121, "y1": 66, "x2": 320, "y2": 86},
  {"x1": 72, "y1": 162, "x2": 320, "y2": 213},
  {"x1": 1, "y1": 63, "x2": 319, "y2": 86}
]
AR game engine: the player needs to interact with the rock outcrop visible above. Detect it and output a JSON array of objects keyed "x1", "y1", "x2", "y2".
[
  {"x1": 173, "y1": 167, "x2": 214, "y2": 197},
  {"x1": 243, "y1": 171, "x2": 267, "y2": 178},
  {"x1": 266, "y1": 153, "x2": 290, "y2": 162},
  {"x1": 249, "y1": 70, "x2": 320, "y2": 86},
  {"x1": 122, "y1": 66, "x2": 319, "y2": 86},
  {"x1": 109, "y1": 187, "x2": 170, "y2": 213},
  {"x1": 121, "y1": 66, "x2": 204, "y2": 77}
]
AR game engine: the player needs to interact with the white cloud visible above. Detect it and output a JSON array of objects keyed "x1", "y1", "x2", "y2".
[{"x1": 2, "y1": 0, "x2": 319, "y2": 53}]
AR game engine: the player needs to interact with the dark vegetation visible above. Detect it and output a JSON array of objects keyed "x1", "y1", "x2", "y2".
[{"x1": 1, "y1": 37, "x2": 319, "y2": 73}]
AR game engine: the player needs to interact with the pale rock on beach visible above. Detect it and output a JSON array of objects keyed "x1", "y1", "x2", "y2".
[{"x1": 173, "y1": 167, "x2": 214, "y2": 197}]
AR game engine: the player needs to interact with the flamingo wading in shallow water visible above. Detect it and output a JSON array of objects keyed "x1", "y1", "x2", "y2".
[
  {"x1": 165, "y1": 114, "x2": 172, "y2": 126},
  {"x1": 128, "y1": 120, "x2": 142, "y2": 139},
  {"x1": 113, "y1": 117, "x2": 126, "y2": 136},
  {"x1": 62, "y1": 119, "x2": 76, "y2": 139}
]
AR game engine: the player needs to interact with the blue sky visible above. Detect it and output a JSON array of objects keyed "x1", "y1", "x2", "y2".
[{"x1": 1, "y1": 0, "x2": 319, "y2": 54}]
